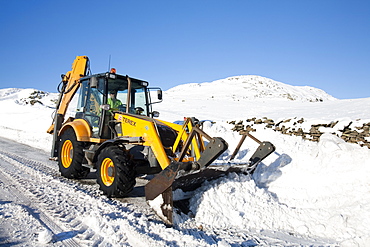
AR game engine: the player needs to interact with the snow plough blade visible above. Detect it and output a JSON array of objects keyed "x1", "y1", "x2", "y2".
[{"x1": 145, "y1": 130, "x2": 275, "y2": 225}]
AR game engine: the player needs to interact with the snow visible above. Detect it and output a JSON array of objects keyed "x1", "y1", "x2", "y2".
[
  {"x1": 38, "y1": 229, "x2": 53, "y2": 244},
  {"x1": 1, "y1": 75, "x2": 370, "y2": 246}
]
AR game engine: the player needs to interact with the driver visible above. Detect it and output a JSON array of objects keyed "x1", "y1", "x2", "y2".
[{"x1": 107, "y1": 90, "x2": 123, "y2": 111}]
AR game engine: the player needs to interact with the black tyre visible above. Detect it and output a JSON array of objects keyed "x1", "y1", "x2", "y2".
[
  {"x1": 97, "y1": 145, "x2": 136, "y2": 197},
  {"x1": 58, "y1": 128, "x2": 89, "y2": 178}
]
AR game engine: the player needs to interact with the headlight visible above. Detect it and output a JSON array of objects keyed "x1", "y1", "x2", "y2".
[{"x1": 106, "y1": 73, "x2": 117, "y2": 79}]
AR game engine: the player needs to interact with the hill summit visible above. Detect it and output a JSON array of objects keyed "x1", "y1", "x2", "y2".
[{"x1": 166, "y1": 75, "x2": 336, "y2": 102}]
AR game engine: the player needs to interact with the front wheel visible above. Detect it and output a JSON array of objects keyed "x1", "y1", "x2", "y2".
[{"x1": 97, "y1": 145, "x2": 136, "y2": 197}]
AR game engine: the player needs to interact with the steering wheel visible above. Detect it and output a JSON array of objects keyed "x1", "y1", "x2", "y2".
[{"x1": 135, "y1": 107, "x2": 144, "y2": 115}]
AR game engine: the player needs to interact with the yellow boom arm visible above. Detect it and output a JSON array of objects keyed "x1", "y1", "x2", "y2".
[
  {"x1": 57, "y1": 56, "x2": 89, "y2": 117},
  {"x1": 48, "y1": 56, "x2": 89, "y2": 157}
]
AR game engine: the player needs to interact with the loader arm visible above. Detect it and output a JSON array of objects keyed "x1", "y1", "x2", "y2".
[{"x1": 47, "y1": 55, "x2": 89, "y2": 158}]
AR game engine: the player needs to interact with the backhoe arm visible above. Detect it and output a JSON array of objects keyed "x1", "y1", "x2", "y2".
[{"x1": 47, "y1": 56, "x2": 89, "y2": 158}]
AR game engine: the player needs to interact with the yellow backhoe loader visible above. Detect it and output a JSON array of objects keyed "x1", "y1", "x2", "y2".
[{"x1": 47, "y1": 56, "x2": 275, "y2": 225}]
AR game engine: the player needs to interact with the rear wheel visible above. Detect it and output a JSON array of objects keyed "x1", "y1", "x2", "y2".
[
  {"x1": 58, "y1": 128, "x2": 89, "y2": 178},
  {"x1": 97, "y1": 145, "x2": 136, "y2": 197}
]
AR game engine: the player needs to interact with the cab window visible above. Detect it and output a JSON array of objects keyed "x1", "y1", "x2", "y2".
[{"x1": 107, "y1": 79, "x2": 147, "y2": 115}]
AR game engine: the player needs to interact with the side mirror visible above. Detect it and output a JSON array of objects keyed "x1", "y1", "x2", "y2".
[
  {"x1": 157, "y1": 90, "x2": 163, "y2": 100},
  {"x1": 152, "y1": 111, "x2": 160, "y2": 118},
  {"x1": 90, "y1": 77, "x2": 98, "y2": 88},
  {"x1": 147, "y1": 87, "x2": 163, "y2": 104}
]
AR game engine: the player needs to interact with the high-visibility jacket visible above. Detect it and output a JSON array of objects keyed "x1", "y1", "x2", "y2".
[{"x1": 107, "y1": 98, "x2": 122, "y2": 111}]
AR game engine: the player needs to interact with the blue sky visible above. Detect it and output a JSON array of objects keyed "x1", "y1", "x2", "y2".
[{"x1": 1, "y1": 0, "x2": 369, "y2": 99}]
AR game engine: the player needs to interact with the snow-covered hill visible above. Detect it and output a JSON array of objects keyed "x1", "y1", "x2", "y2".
[
  {"x1": 167, "y1": 75, "x2": 336, "y2": 102},
  {"x1": 0, "y1": 88, "x2": 57, "y2": 107},
  {"x1": 156, "y1": 76, "x2": 366, "y2": 123},
  {"x1": 0, "y1": 76, "x2": 370, "y2": 246}
]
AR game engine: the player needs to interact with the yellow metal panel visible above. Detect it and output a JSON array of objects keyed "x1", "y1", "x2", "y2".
[
  {"x1": 59, "y1": 119, "x2": 92, "y2": 142},
  {"x1": 88, "y1": 138, "x2": 107, "y2": 143},
  {"x1": 156, "y1": 119, "x2": 183, "y2": 132},
  {"x1": 115, "y1": 113, "x2": 171, "y2": 169}
]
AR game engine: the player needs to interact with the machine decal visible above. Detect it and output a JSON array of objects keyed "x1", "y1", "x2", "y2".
[{"x1": 118, "y1": 115, "x2": 137, "y2": 127}]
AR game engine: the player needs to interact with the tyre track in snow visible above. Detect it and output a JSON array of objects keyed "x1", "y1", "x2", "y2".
[
  {"x1": 0, "y1": 145, "x2": 112, "y2": 245},
  {"x1": 0, "y1": 168, "x2": 80, "y2": 247},
  {"x1": 0, "y1": 147, "x2": 149, "y2": 246},
  {"x1": 0, "y1": 149, "x2": 92, "y2": 245}
]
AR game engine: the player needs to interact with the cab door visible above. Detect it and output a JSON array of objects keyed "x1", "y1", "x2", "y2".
[{"x1": 76, "y1": 78, "x2": 105, "y2": 137}]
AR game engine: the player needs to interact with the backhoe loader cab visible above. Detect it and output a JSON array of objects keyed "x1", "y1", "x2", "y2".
[{"x1": 75, "y1": 72, "x2": 162, "y2": 139}]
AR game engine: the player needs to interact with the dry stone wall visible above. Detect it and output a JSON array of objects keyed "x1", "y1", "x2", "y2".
[{"x1": 228, "y1": 117, "x2": 370, "y2": 149}]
